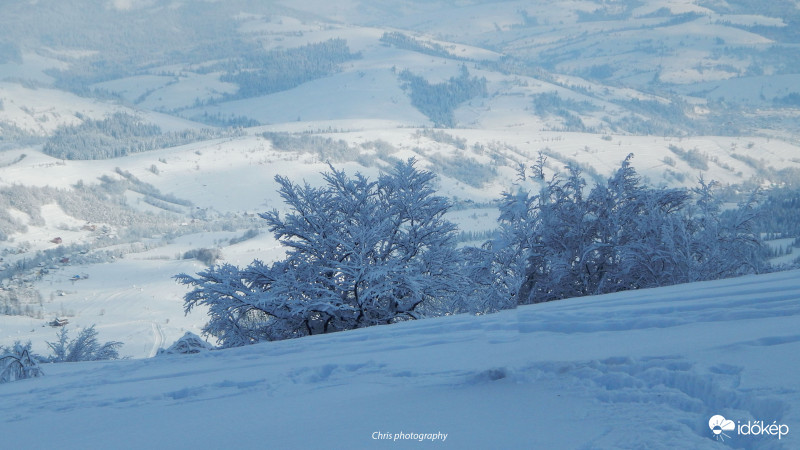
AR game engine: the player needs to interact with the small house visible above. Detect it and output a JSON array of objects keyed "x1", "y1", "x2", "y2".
[{"x1": 49, "y1": 318, "x2": 69, "y2": 327}]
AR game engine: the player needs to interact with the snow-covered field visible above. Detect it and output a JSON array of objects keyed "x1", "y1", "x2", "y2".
[{"x1": 1, "y1": 269, "x2": 798, "y2": 448}]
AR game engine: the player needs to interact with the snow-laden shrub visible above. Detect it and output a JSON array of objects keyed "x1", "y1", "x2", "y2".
[
  {"x1": 0, "y1": 342, "x2": 44, "y2": 383},
  {"x1": 46, "y1": 325, "x2": 123, "y2": 362},
  {"x1": 183, "y1": 248, "x2": 222, "y2": 266},
  {"x1": 158, "y1": 332, "x2": 214, "y2": 355}
]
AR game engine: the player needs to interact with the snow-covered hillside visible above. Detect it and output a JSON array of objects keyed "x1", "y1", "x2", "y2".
[
  {"x1": 2, "y1": 1, "x2": 800, "y2": 446},
  {"x1": 1, "y1": 269, "x2": 798, "y2": 448}
]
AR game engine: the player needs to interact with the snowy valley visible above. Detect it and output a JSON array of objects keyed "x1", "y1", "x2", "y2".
[{"x1": 1, "y1": 0, "x2": 800, "y2": 447}]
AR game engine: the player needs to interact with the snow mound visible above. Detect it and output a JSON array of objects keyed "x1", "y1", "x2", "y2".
[{"x1": 157, "y1": 331, "x2": 214, "y2": 355}]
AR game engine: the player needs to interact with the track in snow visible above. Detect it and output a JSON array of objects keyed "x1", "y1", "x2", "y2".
[{"x1": 148, "y1": 321, "x2": 164, "y2": 358}]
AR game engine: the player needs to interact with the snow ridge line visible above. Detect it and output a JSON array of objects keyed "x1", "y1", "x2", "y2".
[{"x1": 517, "y1": 272, "x2": 800, "y2": 334}]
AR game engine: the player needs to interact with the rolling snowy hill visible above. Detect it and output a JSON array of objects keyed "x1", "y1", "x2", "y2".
[
  {"x1": 1, "y1": 269, "x2": 798, "y2": 448},
  {"x1": 2, "y1": 1, "x2": 800, "y2": 447}
]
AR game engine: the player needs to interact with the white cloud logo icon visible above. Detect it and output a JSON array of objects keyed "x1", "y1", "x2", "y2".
[{"x1": 709, "y1": 415, "x2": 736, "y2": 441}]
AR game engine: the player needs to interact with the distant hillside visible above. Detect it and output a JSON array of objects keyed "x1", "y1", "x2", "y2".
[{"x1": 1, "y1": 0, "x2": 799, "y2": 137}]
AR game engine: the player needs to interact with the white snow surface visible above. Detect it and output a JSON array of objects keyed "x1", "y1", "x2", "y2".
[{"x1": 1, "y1": 269, "x2": 798, "y2": 449}]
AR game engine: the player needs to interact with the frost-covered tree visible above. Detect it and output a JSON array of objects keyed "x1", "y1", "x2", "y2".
[
  {"x1": 586, "y1": 156, "x2": 693, "y2": 293},
  {"x1": 177, "y1": 159, "x2": 467, "y2": 346},
  {"x1": 0, "y1": 342, "x2": 44, "y2": 383},
  {"x1": 490, "y1": 154, "x2": 764, "y2": 305},
  {"x1": 532, "y1": 151, "x2": 547, "y2": 180},
  {"x1": 686, "y1": 178, "x2": 764, "y2": 280},
  {"x1": 527, "y1": 164, "x2": 596, "y2": 302},
  {"x1": 46, "y1": 326, "x2": 123, "y2": 362},
  {"x1": 463, "y1": 189, "x2": 539, "y2": 312},
  {"x1": 1, "y1": 327, "x2": 121, "y2": 383}
]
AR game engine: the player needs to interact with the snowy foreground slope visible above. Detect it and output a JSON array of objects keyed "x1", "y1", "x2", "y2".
[{"x1": 2, "y1": 270, "x2": 799, "y2": 449}]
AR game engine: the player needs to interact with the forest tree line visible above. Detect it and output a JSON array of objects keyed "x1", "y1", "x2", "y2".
[
  {"x1": 42, "y1": 113, "x2": 232, "y2": 160},
  {"x1": 399, "y1": 65, "x2": 487, "y2": 127}
]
